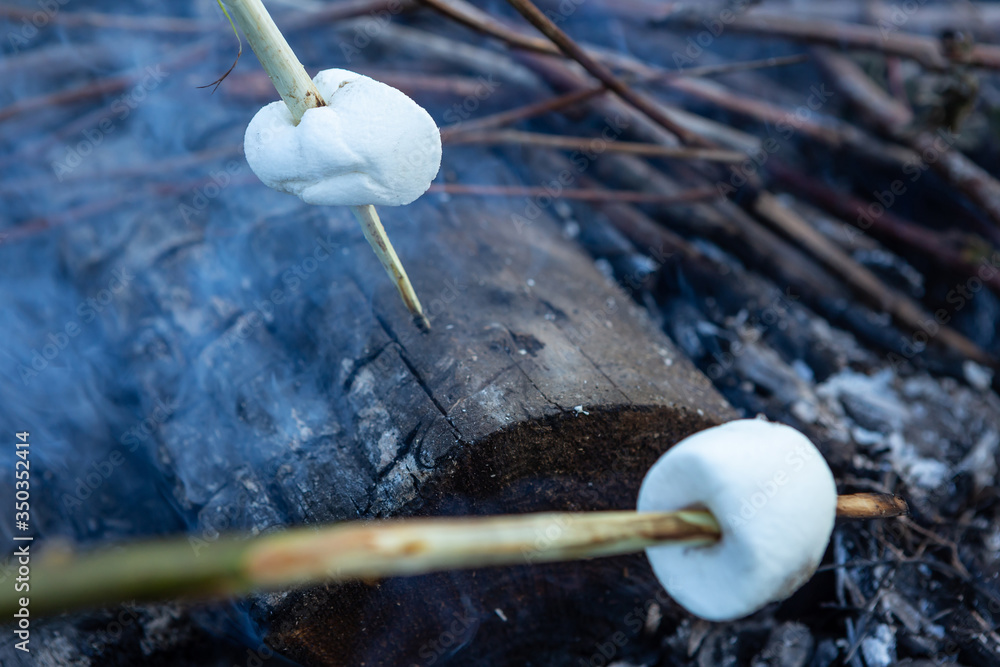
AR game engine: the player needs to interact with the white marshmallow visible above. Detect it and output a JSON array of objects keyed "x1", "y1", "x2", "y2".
[
  {"x1": 244, "y1": 68, "x2": 442, "y2": 207},
  {"x1": 637, "y1": 418, "x2": 837, "y2": 621}
]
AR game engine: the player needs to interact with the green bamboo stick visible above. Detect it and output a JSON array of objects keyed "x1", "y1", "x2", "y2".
[
  {"x1": 4, "y1": 494, "x2": 905, "y2": 616},
  {"x1": 3, "y1": 510, "x2": 720, "y2": 617},
  {"x1": 221, "y1": 0, "x2": 323, "y2": 117}
]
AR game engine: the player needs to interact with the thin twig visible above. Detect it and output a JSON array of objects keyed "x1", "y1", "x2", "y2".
[
  {"x1": 0, "y1": 41, "x2": 212, "y2": 127},
  {"x1": 222, "y1": 0, "x2": 325, "y2": 117},
  {"x1": 418, "y1": 0, "x2": 557, "y2": 54},
  {"x1": 282, "y1": 0, "x2": 417, "y2": 31},
  {"x1": 444, "y1": 130, "x2": 746, "y2": 162},
  {"x1": 0, "y1": 6, "x2": 207, "y2": 32},
  {"x1": 510, "y1": 41, "x2": 916, "y2": 172},
  {"x1": 421, "y1": 0, "x2": 806, "y2": 156},
  {"x1": 0, "y1": 74, "x2": 135, "y2": 124},
  {"x1": 769, "y1": 161, "x2": 1000, "y2": 297},
  {"x1": 658, "y1": 10, "x2": 1000, "y2": 71},
  {"x1": 503, "y1": 0, "x2": 709, "y2": 146},
  {"x1": 1, "y1": 145, "x2": 244, "y2": 193},
  {"x1": 685, "y1": 4, "x2": 1000, "y2": 37},
  {"x1": 427, "y1": 183, "x2": 721, "y2": 204},
  {"x1": 439, "y1": 85, "x2": 607, "y2": 139},
  {"x1": 0, "y1": 0, "x2": 414, "y2": 34},
  {"x1": 437, "y1": 55, "x2": 808, "y2": 141},
  {"x1": 228, "y1": 69, "x2": 515, "y2": 103},
  {"x1": 668, "y1": 54, "x2": 810, "y2": 79},
  {"x1": 4, "y1": 172, "x2": 259, "y2": 243},
  {"x1": 752, "y1": 192, "x2": 994, "y2": 365},
  {"x1": 352, "y1": 206, "x2": 432, "y2": 331},
  {"x1": 657, "y1": 75, "x2": 846, "y2": 145}
]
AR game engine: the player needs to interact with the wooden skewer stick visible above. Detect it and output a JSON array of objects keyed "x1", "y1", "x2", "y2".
[
  {"x1": 352, "y1": 204, "x2": 431, "y2": 331},
  {"x1": 834, "y1": 492, "x2": 909, "y2": 519},
  {"x1": 2, "y1": 493, "x2": 905, "y2": 617},
  {"x1": 223, "y1": 0, "x2": 431, "y2": 331}
]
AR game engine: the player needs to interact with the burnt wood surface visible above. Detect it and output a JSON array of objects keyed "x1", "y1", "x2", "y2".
[
  {"x1": 221, "y1": 182, "x2": 734, "y2": 665},
  {"x1": 14, "y1": 159, "x2": 734, "y2": 666},
  {"x1": 244, "y1": 193, "x2": 735, "y2": 665}
]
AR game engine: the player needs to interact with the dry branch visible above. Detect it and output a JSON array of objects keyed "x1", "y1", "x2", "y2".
[
  {"x1": 504, "y1": 0, "x2": 709, "y2": 146},
  {"x1": 439, "y1": 85, "x2": 607, "y2": 139},
  {"x1": 752, "y1": 192, "x2": 994, "y2": 365},
  {"x1": 419, "y1": 0, "x2": 558, "y2": 54},
  {"x1": 444, "y1": 129, "x2": 746, "y2": 162},
  {"x1": 769, "y1": 161, "x2": 1000, "y2": 297},
  {"x1": 0, "y1": 0, "x2": 414, "y2": 33},
  {"x1": 658, "y1": 10, "x2": 1000, "y2": 71},
  {"x1": 427, "y1": 183, "x2": 721, "y2": 204}
]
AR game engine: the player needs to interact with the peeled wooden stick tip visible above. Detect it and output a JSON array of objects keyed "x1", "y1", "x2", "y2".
[
  {"x1": 351, "y1": 204, "x2": 432, "y2": 332},
  {"x1": 835, "y1": 492, "x2": 909, "y2": 519}
]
